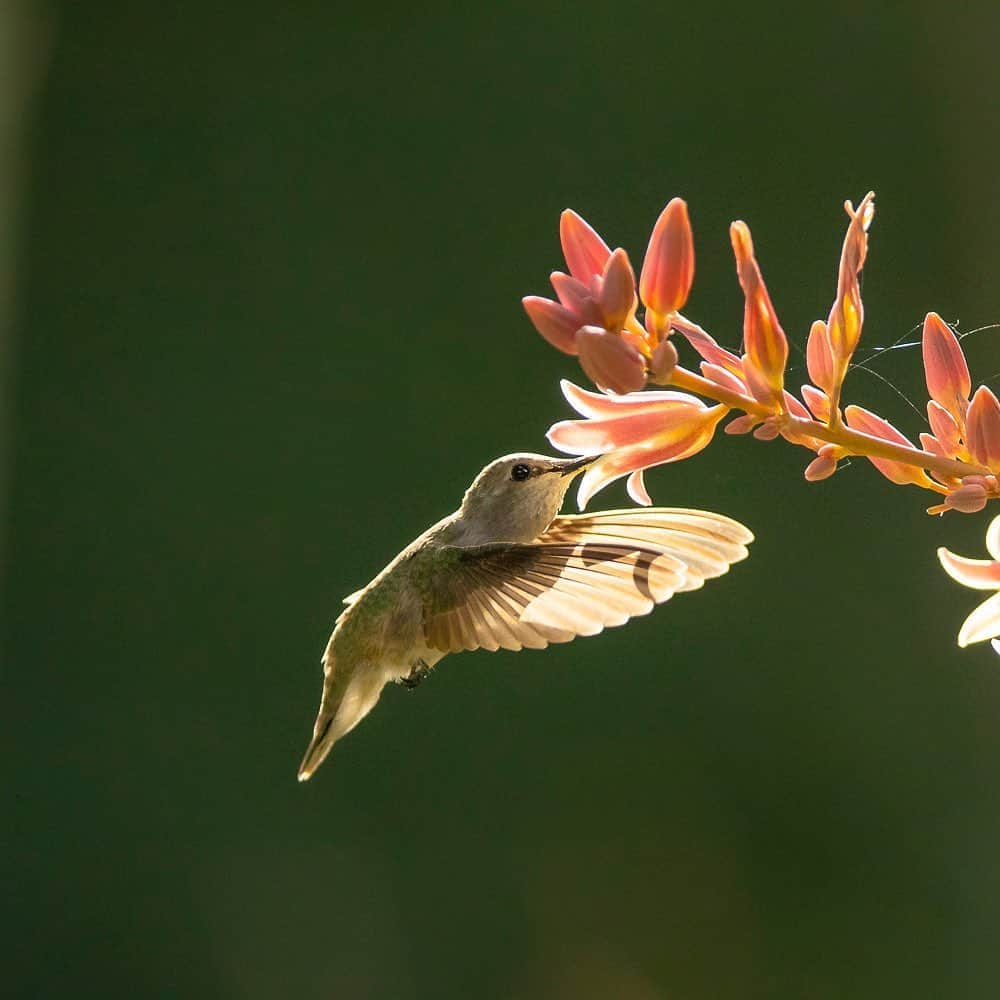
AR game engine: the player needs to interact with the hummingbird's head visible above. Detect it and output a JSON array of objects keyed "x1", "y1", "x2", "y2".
[{"x1": 458, "y1": 452, "x2": 597, "y2": 543}]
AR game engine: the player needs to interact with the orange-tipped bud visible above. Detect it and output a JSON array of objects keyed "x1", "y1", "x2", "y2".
[
  {"x1": 806, "y1": 320, "x2": 835, "y2": 395},
  {"x1": 575, "y1": 326, "x2": 647, "y2": 395},
  {"x1": 922, "y1": 313, "x2": 971, "y2": 426},
  {"x1": 967, "y1": 385, "x2": 1000, "y2": 471},
  {"x1": 826, "y1": 193, "x2": 874, "y2": 377},
  {"x1": 560, "y1": 209, "x2": 612, "y2": 283},
  {"x1": 639, "y1": 198, "x2": 695, "y2": 318},
  {"x1": 844, "y1": 404, "x2": 936, "y2": 488},
  {"x1": 598, "y1": 248, "x2": 637, "y2": 331},
  {"x1": 522, "y1": 296, "x2": 581, "y2": 355},
  {"x1": 730, "y1": 221, "x2": 788, "y2": 406}
]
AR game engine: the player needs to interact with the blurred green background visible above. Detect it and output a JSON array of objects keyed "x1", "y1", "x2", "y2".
[{"x1": 6, "y1": 2, "x2": 1000, "y2": 997}]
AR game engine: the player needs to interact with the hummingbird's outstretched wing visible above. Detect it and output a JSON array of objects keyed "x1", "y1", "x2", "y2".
[{"x1": 422, "y1": 508, "x2": 752, "y2": 653}]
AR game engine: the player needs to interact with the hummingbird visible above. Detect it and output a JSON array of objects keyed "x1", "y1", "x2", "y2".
[{"x1": 298, "y1": 453, "x2": 753, "y2": 780}]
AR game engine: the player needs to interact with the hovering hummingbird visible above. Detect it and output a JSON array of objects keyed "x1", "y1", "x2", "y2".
[{"x1": 298, "y1": 453, "x2": 752, "y2": 780}]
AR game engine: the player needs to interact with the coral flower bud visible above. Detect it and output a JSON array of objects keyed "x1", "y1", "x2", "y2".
[
  {"x1": 649, "y1": 338, "x2": 679, "y2": 383},
  {"x1": 844, "y1": 405, "x2": 935, "y2": 488},
  {"x1": 575, "y1": 326, "x2": 647, "y2": 395},
  {"x1": 639, "y1": 197, "x2": 695, "y2": 317},
  {"x1": 598, "y1": 248, "x2": 637, "y2": 331},
  {"x1": 806, "y1": 320, "x2": 835, "y2": 395},
  {"x1": 967, "y1": 385, "x2": 1000, "y2": 471},
  {"x1": 926, "y1": 400, "x2": 962, "y2": 457},
  {"x1": 801, "y1": 384, "x2": 832, "y2": 423},
  {"x1": 730, "y1": 221, "x2": 788, "y2": 405},
  {"x1": 804, "y1": 444, "x2": 840, "y2": 481},
  {"x1": 560, "y1": 209, "x2": 612, "y2": 283},
  {"x1": 826, "y1": 193, "x2": 874, "y2": 375},
  {"x1": 522, "y1": 296, "x2": 581, "y2": 355},
  {"x1": 944, "y1": 481, "x2": 989, "y2": 514},
  {"x1": 922, "y1": 312, "x2": 971, "y2": 425}
]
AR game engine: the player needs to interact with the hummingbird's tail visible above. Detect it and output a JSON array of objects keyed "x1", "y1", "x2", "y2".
[{"x1": 297, "y1": 650, "x2": 385, "y2": 781}]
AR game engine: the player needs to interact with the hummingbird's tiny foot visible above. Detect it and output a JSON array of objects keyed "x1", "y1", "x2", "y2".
[{"x1": 401, "y1": 659, "x2": 430, "y2": 689}]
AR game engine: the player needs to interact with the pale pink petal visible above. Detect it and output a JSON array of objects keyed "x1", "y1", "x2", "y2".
[
  {"x1": 559, "y1": 379, "x2": 703, "y2": 419},
  {"x1": 805, "y1": 320, "x2": 835, "y2": 395},
  {"x1": 966, "y1": 385, "x2": 1000, "y2": 470},
  {"x1": 922, "y1": 312, "x2": 971, "y2": 425},
  {"x1": 575, "y1": 327, "x2": 647, "y2": 395},
  {"x1": 626, "y1": 469, "x2": 652, "y2": 506},
  {"x1": 801, "y1": 384, "x2": 832, "y2": 423},
  {"x1": 957, "y1": 591, "x2": 1000, "y2": 647},
  {"x1": 992, "y1": 638, "x2": 1000, "y2": 655},
  {"x1": 986, "y1": 515, "x2": 1000, "y2": 561},
  {"x1": 598, "y1": 248, "x2": 637, "y2": 331},
  {"x1": 522, "y1": 296, "x2": 581, "y2": 355},
  {"x1": 560, "y1": 209, "x2": 612, "y2": 282},
  {"x1": 548, "y1": 408, "x2": 687, "y2": 454},
  {"x1": 844, "y1": 404, "x2": 935, "y2": 488},
  {"x1": 639, "y1": 198, "x2": 695, "y2": 317},
  {"x1": 702, "y1": 362, "x2": 747, "y2": 395},
  {"x1": 937, "y1": 548, "x2": 1000, "y2": 590},
  {"x1": 575, "y1": 405, "x2": 726, "y2": 507}
]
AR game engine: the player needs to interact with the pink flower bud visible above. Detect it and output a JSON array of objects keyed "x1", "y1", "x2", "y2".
[
  {"x1": 522, "y1": 296, "x2": 581, "y2": 355},
  {"x1": 944, "y1": 482, "x2": 989, "y2": 514},
  {"x1": 575, "y1": 326, "x2": 647, "y2": 395},
  {"x1": 804, "y1": 444, "x2": 840, "y2": 481},
  {"x1": 844, "y1": 404, "x2": 935, "y2": 488},
  {"x1": 826, "y1": 193, "x2": 874, "y2": 375},
  {"x1": 922, "y1": 312, "x2": 971, "y2": 426},
  {"x1": 560, "y1": 209, "x2": 612, "y2": 283},
  {"x1": 598, "y1": 248, "x2": 637, "y2": 331},
  {"x1": 730, "y1": 221, "x2": 787, "y2": 405},
  {"x1": 806, "y1": 320, "x2": 834, "y2": 395},
  {"x1": 967, "y1": 385, "x2": 1000, "y2": 471},
  {"x1": 801, "y1": 384, "x2": 832, "y2": 423},
  {"x1": 926, "y1": 400, "x2": 962, "y2": 457},
  {"x1": 639, "y1": 198, "x2": 695, "y2": 317},
  {"x1": 701, "y1": 362, "x2": 747, "y2": 396}
]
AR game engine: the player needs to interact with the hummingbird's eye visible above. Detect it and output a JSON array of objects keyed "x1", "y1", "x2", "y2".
[{"x1": 511, "y1": 463, "x2": 532, "y2": 482}]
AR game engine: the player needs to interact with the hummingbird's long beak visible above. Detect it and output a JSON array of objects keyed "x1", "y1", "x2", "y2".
[{"x1": 555, "y1": 455, "x2": 599, "y2": 477}]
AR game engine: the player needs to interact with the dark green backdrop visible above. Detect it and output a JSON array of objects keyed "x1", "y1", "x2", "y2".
[{"x1": 7, "y1": 3, "x2": 1000, "y2": 997}]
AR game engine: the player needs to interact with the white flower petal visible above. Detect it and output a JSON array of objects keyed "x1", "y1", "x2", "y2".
[
  {"x1": 957, "y1": 591, "x2": 1000, "y2": 647},
  {"x1": 986, "y1": 515, "x2": 1000, "y2": 561}
]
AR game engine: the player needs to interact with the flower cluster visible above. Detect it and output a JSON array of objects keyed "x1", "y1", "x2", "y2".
[
  {"x1": 523, "y1": 194, "x2": 1000, "y2": 514},
  {"x1": 522, "y1": 193, "x2": 1000, "y2": 651}
]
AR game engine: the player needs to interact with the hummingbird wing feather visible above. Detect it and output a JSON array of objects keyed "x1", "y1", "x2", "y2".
[{"x1": 422, "y1": 508, "x2": 752, "y2": 653}]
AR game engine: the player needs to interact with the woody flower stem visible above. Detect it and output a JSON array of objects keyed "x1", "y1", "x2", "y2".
[{"x1": 665, "y1": 363, "x2": 989, "y2": 484}]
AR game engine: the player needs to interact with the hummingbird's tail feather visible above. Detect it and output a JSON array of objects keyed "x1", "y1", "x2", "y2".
[{"x1": 297, "y1": 652, "x2": 386, "y2": 782}]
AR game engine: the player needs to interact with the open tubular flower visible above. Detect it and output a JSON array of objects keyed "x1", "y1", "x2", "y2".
[
  {"x1": 938, "y1": 515, "x2": 1000, "y2": 653},
  {"x1": 547, "y1": 380, "x2": 727, "y2": 508}
]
